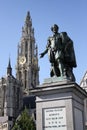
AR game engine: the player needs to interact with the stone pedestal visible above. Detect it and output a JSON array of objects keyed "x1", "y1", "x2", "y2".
[{"x1": 31, "y1": 80, "x2": 87, "y2": 130}]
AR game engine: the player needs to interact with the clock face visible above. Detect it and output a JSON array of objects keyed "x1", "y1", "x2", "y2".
[{"x1": 19, "y1": 56, "x2": 26, "y2": 65}]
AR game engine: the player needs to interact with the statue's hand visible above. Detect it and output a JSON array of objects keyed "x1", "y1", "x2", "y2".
[{"x1": 39, "y1": 53, "x2": 44, "y2": 58}]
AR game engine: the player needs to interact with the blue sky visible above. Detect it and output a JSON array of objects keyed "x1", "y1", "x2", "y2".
[{"x1": 0, "y1": 0, "x2": 87, "y2": 84}]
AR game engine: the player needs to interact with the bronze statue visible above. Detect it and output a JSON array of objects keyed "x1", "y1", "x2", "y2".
[{"x1": 40, "y1": 24, "x2": 77, "y2": 81}]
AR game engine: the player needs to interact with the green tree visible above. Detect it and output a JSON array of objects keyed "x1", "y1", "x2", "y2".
[{"x1": 12, "y1": 108, "x2": 36, "y2": 130}]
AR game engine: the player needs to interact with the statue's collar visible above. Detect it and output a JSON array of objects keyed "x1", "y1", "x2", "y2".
[{"x1": 53, "y1": 33, "x2": 60, "y2": 37}]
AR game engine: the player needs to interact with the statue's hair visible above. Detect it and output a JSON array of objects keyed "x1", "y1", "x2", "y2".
[{"x1": 51, "y1": 24, "x2": 59, "y2": 31}]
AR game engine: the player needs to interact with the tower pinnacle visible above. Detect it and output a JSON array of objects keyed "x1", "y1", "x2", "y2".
[
  {"x1": 7, "y1": 58, "x2": 12, "y2": 76},
  {"x1": 25, "y1": 11, "x2": 32, "y2": 27}
]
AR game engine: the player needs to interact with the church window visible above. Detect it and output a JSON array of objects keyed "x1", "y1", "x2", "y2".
[
  {"x1": 25, "y1": 41, "x2": 28, "y2": 62},
  {"x1": 24, "y1": 70, "x2": 27, "y2": 89},
  {"x1": 83, "y1": 81, "x2": 85, "y2": 87},
  {"x1": 19, "y1": 71, "x2": 22, "y2": 81},
  {"x1": 25, "y1": 53, "x2": 28, "y2": 62},
  {"x1": 30, "y1": 43, "x2": 32, "y2": 63},
  {"x1": 17, "y1": 88, "x2": 20, "y2": 108},
  {"x1": 25, "y1": 41, "x2": 28, "y2": 52}
]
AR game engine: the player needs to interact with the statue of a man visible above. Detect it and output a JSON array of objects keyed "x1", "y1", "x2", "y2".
[{"x1": 40, "y1": 24, "x2": 77, "y2": 81}]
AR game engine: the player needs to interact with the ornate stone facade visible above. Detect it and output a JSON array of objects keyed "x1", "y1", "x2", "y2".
[{"x1": 16, "y1": 12, "x2": 39, "y2": 96}]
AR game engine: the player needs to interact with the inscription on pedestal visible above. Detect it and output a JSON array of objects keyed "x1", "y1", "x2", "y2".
[{"x1": 43, "y1": 107, "x2": 67, "y2": 130}]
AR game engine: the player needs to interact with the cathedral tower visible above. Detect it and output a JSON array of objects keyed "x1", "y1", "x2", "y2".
[{"x1": 16, "y1": 12, "x2": 39, "y2": 96}]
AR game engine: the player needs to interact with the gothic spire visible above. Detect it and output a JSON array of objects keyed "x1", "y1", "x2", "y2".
[
  {"x1": 7, "y1": 57, "x2": 12, "y2": 76},
  {"x1": 16, "y1": 11, "x2": 39, "y2": 95},
  {"x1": 22, "y1": 11, "x2": 32, "y2": 37},
  {"x1": 26, "y1": 11, "x2": 30, "y2": 21},
  {"x1": 25, "y1": 11, "x2": 32, "y2": 27}
]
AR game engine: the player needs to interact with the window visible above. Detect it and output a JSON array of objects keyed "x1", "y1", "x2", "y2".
[
  {"x1": 19, "y1": 71, "x2": 22, "y2": 81},
  {"x1": 86, "y1": 79, "x2": 87, "y2": 85},
  {"x1": 25, "y1": 41, "x2": 28, "y2": 52},
  {"x1": 24, "y1": 70, "x2": 27, "y2": 89}
]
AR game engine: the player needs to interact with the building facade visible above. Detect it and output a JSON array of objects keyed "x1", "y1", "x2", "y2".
[
  {"x1": 80, "y1": 71, "x2": 87, "y2": 128},
  {"x1": 0, "y1": 11, "x2": 39, "y2": 129}
]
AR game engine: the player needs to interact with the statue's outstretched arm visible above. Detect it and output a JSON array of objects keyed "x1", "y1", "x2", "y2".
[
  {"x1": 40, "y1": 37, "x2": 51, "y2": 58},
  {"x1": 40, "y1": 48, "x2": 48, "y2": 58}
]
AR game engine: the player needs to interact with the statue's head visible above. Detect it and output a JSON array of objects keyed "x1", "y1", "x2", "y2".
[{"x1": 51, "y1": 24, "x2": 59, "y2": 33}]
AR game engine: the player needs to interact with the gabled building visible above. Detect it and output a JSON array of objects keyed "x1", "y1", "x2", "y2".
[
  {"x1": 80, "y1": 71, "x2": 87, "y2": 128},
  {"x1": 80, "y1": 71, "x2": 87, "y2": 91}
]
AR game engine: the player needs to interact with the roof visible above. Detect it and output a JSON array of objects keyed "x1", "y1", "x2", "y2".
[{"x1": 80, "y1": 70, "x2": 87, "y2": 86}]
